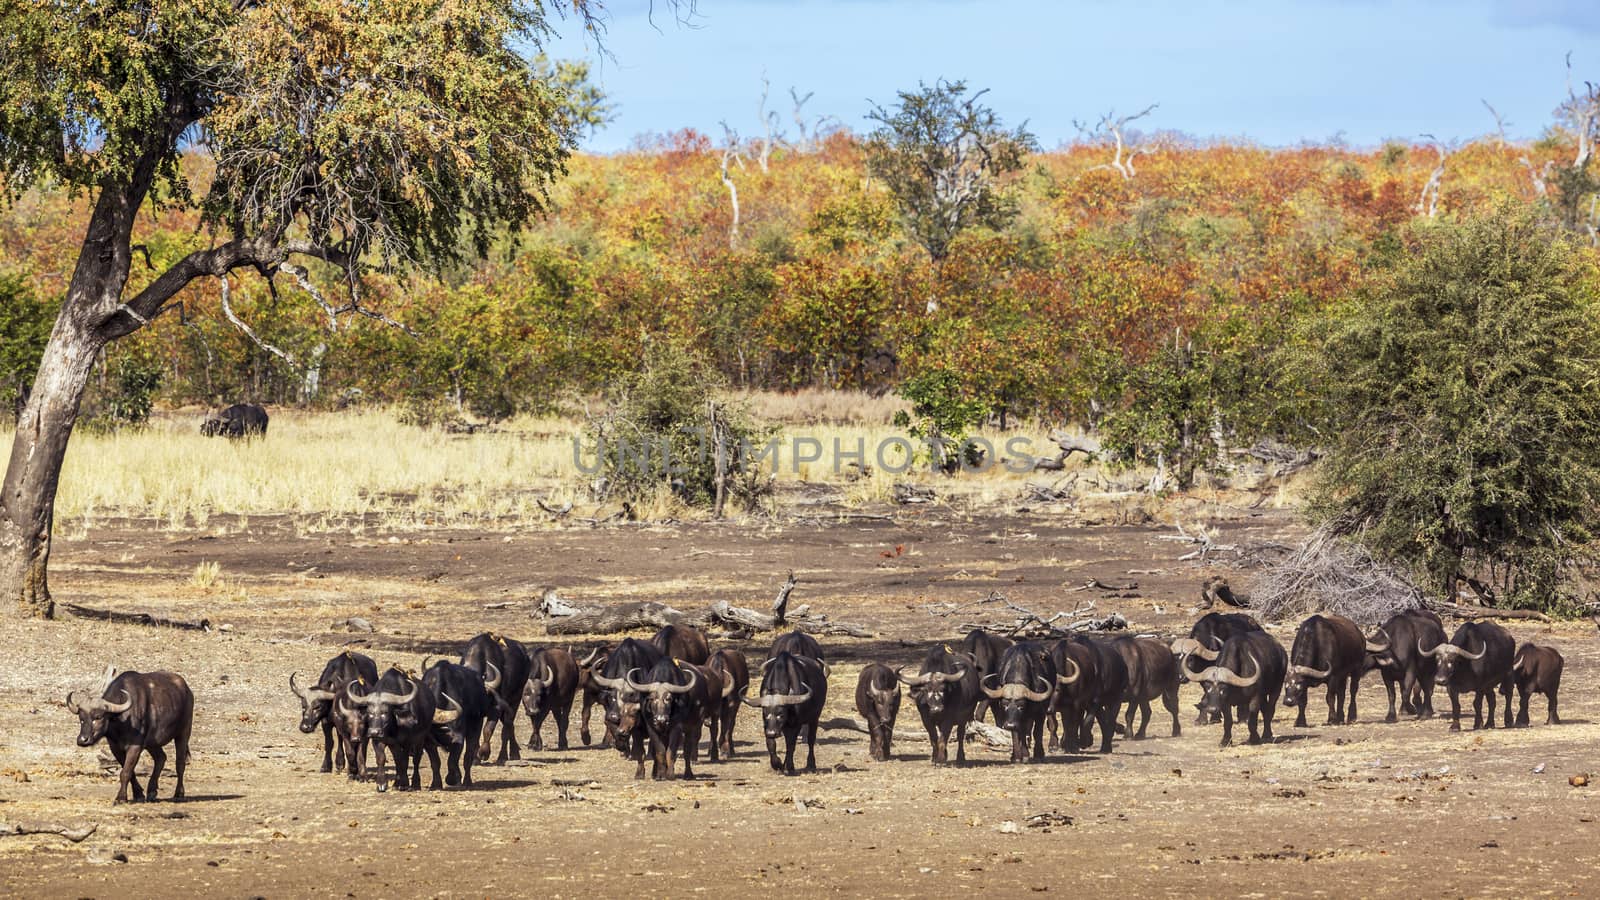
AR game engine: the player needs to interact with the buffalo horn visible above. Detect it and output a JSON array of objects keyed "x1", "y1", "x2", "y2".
[
  {"x1": 1056, "y1": 657, "x2": 1081, "y2": 685},
  {"x1": 896, "y1": 667, "x2": 933, "y2": 687},
  {"x1": 101, "y1": 691, "x2": 132, "y2": 714},
  {"x1": 623, "y1": 668, "x2": 654, "y2": 695},
  {"x1": 433, "y1": 692, "x2": 463, "y2": 724},
  {"x1": 64, "y1": 691, "x2": 84, "y2": 715},
  {"x1": 290, "y1": 672, "x2": 309, "y2": 701},
  {"x1": 759, "y1": 687, "x2": 812, "y2": 707},
  {"x1": 1291, "y1": 663, "x2": 1332, "y2": 679},
  {"x1": 979, "y1": 673, "x2": 1004, "y2": 700},
  {"x1": 590, "y1": 671, "x2": 626, "y2": 691},
  {"x1": 483, "y1": 661, "x2": 502, "y2": 692},
  {"x1": 1364, "y1": 627, "x2": 1391, "y2": 653},
  {"x1": 539, "y1": 665, "x2": 555, "y2": 688},
  {"x1": 1170, "y1": 638, "x2": 1203, "y2": 657},
  {"x1": 667, "y1": 664, "x2": 699, "y2": 695},
  {"x1": 1213, "y1": 655, "x2": 1262, "y2": 688}
]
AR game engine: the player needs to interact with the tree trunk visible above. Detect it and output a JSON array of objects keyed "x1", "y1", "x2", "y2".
[{"x1": 2, "y1": 316, "x2": 107, "y2": 619}]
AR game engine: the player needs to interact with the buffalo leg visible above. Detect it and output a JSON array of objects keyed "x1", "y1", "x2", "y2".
[
  {"x1": 1134, "y1": 700, "x2": 1152, "y2": 739},
  {"x1": 1484, "y1": 689, "x2": 1498, "y2": 729},
  {"x1": 391, "y1": 747, "x2": 410, "y2": 791},
  {"x1": 446, "y1": 743, "x2": 463, "y2": 787},
  {"x1": 803, "y1": 722, "x2": 817, "y2": 773},
  {"x1": 767, "y1": 735, "x2": 782, "y2": 772},
  {"x1": 527, "y1": 708, "x2": 548, "y2": 752},
  {"x1": 782, "y1": 729, "x2": 798, "y2": 774},
  {"x1": 112, "y1": 741, "x2": 143, "y2": 804},
  {"x1": 1471, "y1": 691, "x2": 1485, "y2": 729},
  {"x1": 1293, "y1": 696, "x2": 1309, "y2": 728},
  {"x1": 373, "y1": 743, "x2": 390, "y2": 792},
  {"x1": 721, "y1": 707, "x2": 737, "y2": 759},
  {"x1": 1245, "y1": 701, "x2": 1262, "y2": 745},
  {"x1": 555, "y1": 698, "x2": 573, "y2": 751},
  {"x1": 1548, "y1": 688, "x2": 1561, "y2": 725},
  {"x1": 1346, "y1": 673, "x2": 1359, "y2": 723},
  {"x1": 1046, "y1": 708, "x2": 1060, "y2": 751},
  {"x1": 500, "y1": 708, "x2": 521, "y2": 762},
  {"x1": 173, "y1": 725, "x2": 190, "y2": 800},
  {"x1": 479, "y1": 718, "x2": 498, "y2": 764},
  {"x1": 462, "y1": 734, "x2": 476, "y2": 787},
  {"x1": 1448, "y1": 689, "x2": 1462, "y2": 731},
  {"x1": 1262, "y1": 696, "x2": 1277, "y2": 743},
  {"x1": 1324, "y1": 682, "x2": 1340, "y2": 725},
  {"x1": 580, "y1": 694, "x2": 594, "y2": 746},
  {"x1": 1031, "y1": 714, "x2": 1045, "y2": 762},
  {"x1": 1097, "y1": 705, "x2": 1116, "y2": 753},
  {"x1": 1220, "y1": 706, "x2": 1234, "y2": 747},
  {"x1": 1163, "y1": 687, "x2": 1181, "y2": 737},
  {"x1": 705, "y1": 711, "x2": 719, "y2": 764},
  {"x1": 321, "y1": 719, "x2": 336, "y2": 773},
  {"x1": 425, "y1": 743, "x2": 442, "y2": 789},
  {"x1": 954, "y1": 721, "x2": 968, "y2": 764},
  {"x1": 144, "y1": 744, "x2": 167, "y2": 801}
]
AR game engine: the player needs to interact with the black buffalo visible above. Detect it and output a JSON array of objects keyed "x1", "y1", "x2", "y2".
[
  {"x1": 1189, "y1": 630, "x2": 1287, "y2": 746},
  {"x1": 522, "y1": 646, "x2": 579, "y2": 751},
  {"x1": 423, "y1": 659, "x2": 500, "y2": 787},
  {"x1": 1504, "y1": 643, "x2": 1563, "y2": 727},
  {"x1": 346, "y1": 667, "x2": 444, "y2": 792},
  {"x1": 1047, "y1": 636, "x2": 1126, "y2": 754},
  {"x1": 651, "y1": 624, "x2": 711, "y2": 665},
  {"x1": 590, "y1": 638, "x2": 665, "y2": 768},
  {"x1": 981, "y1": 643, "x2": 1057, "y2": 762},
  {"x1": 1421, "y1": 621, "x2": 1516, "y2": 731},
  {"x1": 961, "y1": 628, "x2": 1014, "y2": 724},
  {"x1": 201, "y1": 402, "x2": 268, "y2": 438},
  {"x1": 1170, "y1": 612, "x2": 1264, "y2": 684},
  {"x1": 627, "y1": 658, "x2": 717, "y2": 779},
  {"x1": 743, "y1": 651, "x2": 827, "y2": 774},
  {"x1": 1106, "y1": 636, "x2": 1181, "y2": 739},
  {"x1": 1367, "y1": 609, "x2": 1445, "y2": 721},
  {"x1": 462, "y1": 632, "x2": 531, "y2": 764},
  {"x1": 1282, "y1": 614, "x2": 1385, "y2": 727},
  {"x1": 855, "y1": 663, "x2": 901, "y2": 762},
  {"x1": 1420, "y1": 624, "x2": 1516, "y2": 730},
  {"x1": 290, "y1": 650, "x2": 378, "y2": 773},
  {"x1": 898, "y1": 645, "x2": 980, "y2": 765},
  {"x1": 575, "y1": 643, "x2": 614, "y2": 747},
  {"x1": 707, "y1": 648, "x2": 750, "y2": 761},
  {"x1": 67, "y1": 666, "x2": 193, "y2": 804}
]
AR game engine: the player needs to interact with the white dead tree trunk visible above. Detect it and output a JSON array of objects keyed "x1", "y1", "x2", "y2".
[
  {"x1": 1415, "y1": 135, "x2": 1449, "y2": 218},
  {"x1": 1481, "y1": 99, "x2": 1510, "y2": 147},
  {"x1": 790, "y1": 87, "x2": 815, "y2": 152},
  {"x1": 1077, "y1": 104, "x2": 1157, "y2": 180},
  {"x1": 756, "y1": 75, "x2": 781, "y2": 173},
  {"x1": 718, "y1": 122, "x2": 745, "y2": 249}
]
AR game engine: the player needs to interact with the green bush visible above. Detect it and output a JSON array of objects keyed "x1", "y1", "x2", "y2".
[
  {"x1": 892, "y1": 368, "x2": 987, "y2": 473},
  {"x1": 0, "y1": 274, "x2": 54, "y2": 415}
]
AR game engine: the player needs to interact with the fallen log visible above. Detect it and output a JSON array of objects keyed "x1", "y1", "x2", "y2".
[
  {"x1": 62, "y1": 603, "x2": 211, "y2": 632},
  {"x1": 1046, "y1": 430, "x2": 1101, "y2": 461},
  {"x1": 540, "y1": 601, "x2": 694, "y2": 636},
  {"x1": 0, "y1": 821, "x2": 98, "y2": 843},
  {"x1": 1425, "y1": 601, "x2": 1552, "y2": 624}
]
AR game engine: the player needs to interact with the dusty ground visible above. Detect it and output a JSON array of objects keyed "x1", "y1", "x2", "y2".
[{"x1": 3, "y1": 503, "x2": 1599, "y2": 898}]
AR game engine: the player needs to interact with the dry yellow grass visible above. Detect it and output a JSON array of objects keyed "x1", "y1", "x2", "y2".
[{"x1": 0, "y1": 402, "x2": 1286, "y2": 531}]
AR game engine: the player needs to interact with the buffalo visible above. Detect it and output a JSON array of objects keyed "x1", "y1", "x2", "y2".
[
  {"x1": 521, "y1": 646, "x2": 579, "y2": 751},
  {"x1": 769, "y1": 629, "x2": 825, "y2": 662},
  {"x1": 590, "y1": 638, "x2": 665, "y2": 768},
  {"x1": 1106, "y1": 636, "x2": 1181, "y2": 739},
  {"x1": 1189, "y1": 630, "x2": 1287, "y2": 746},
  {"x1": 651, "y1": 624, "x2": 711, "y2": 665},
  {"x1": 67, "y1": 666, "x2": 193, "y2": 804},
  {"x1": 961, "y1": 628, "x2": 1014, "y2": 724},
  {"x1": 982, "y1": 643, "x2": 1057, "y2": 762},
  {"x1": 899, "y1": 645, "x2": 980, "y2": 765},
  {"x1": 855, "y1": 663, "x2": 901, "y2": 762},
  {"x1": 1047, "y1": 636, "x2": 1126, "y2": 754},
  {"x1": 1504, "y1": 643, "x2": 1563, "y2": 727},
  {"x1": 627, "y1": 658, "x2": 717, "y2": 779},
  {"x1": 706, "y1": 648, "x2": 750, "y2": 760},
  {"x1": 575, "y1": 643, "x2": 614, "y2": 747},
  {"x1": 290, "y1": 650, "x2": 377, "y2": 773},
  {"x1": 201, "y1": 402, "x2": 268, "y2": 438},
  {"x1": 1282, "y1": 614, "x2": 1386, "y2": 727},
  {"x1": 1421, "y1": 621, "x2": 1516, "y2": 731},
  {"x1": 422, "y1": 659, "x2": 497, "y2": 787},
  {"x1": 462, "y1": 632, "x2": 531, "y2": 764},
  {"x1": 744, "y1": 650, "x2": 827, "y2": 774},
  {"x1": 1367, "y1": 609, "x2": 1445, "y2": 721},
  {"x1": 1170, "y1": 612, "x2": 1264, "y2": 684},
  {"x1": 346, "y1": 667, "x2": 444, "y2": 792}
]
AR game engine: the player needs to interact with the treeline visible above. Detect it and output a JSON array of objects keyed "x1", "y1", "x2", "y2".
[{"x1": 0, "y1": 125, "x2": 1591, "y2": 446}]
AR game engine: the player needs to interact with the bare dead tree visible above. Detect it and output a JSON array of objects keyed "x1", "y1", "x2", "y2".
[
  {"x1": 1415, "y1": 135, "x2": 1450, "y2": 218},
  {"x1": 1562, "y1": 52, "x2": 1600, "y2": 173},
  {"x1": 1481, "y1": 99, "x2": 1511, "y2": 146},
  {"x1": 756, "y1": 75, "x2": 781, "y2": 173},
  {"x1": 1076, "y1": 104, "x2": 1158, "y2": 180},
  {"x1": 717, "y1": 122, "x2": 745, "y2": 248},
  {"x1": 790, "y1": 86, "x2": 816, "y2": 151}
]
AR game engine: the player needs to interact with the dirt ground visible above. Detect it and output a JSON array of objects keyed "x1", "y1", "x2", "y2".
[{"x1": 3, "y1": 503, "x2": 1599, "y2": 898}]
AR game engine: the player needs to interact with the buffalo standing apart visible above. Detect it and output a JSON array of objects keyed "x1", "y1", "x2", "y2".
[
  {"x1": 1107, "y1": 636, "x2": 1181, "y2": 739},
  {"x1": 855, "y1": 663, "x2": 901, "y2": 762},
  {"x1": 899, "y1": 645, "x2": 979, "y2": 765},
  {"x1": 707, "y1": 648, "x2": 750, "y2": 760},
  {"x1": 591, "y1": 638, "x2": 666, "y2": 769},
  {"x1": 1367, "y1": 610, "x2": 1445, "y2": 721},
  {"x1": 522, "y1": 647, "x2": 579, "y2": 751},
  {"x1": 1190, "y1": 630, "x2": 1287, "y2": 746},
  {"x1": 575, "y1": 643, "x2": 614, "y2": 747},
  {"x1": 1505, "y1": 643, "x2": 1563, "y2": 727},
  {"x1": 983, "y1": 643, "x2": 1057, "y2": 762},
  {"x1": 961, "y1": 628, "x2": 1014, "y2": 724},
  {"x1": 462, "y1": 632, "x2": 531, "y2": 764},
  {"x1": 201, "y1": 402, "x2": 268, "y2": 438},
  {"x1": 1422, "y1": 621, "x2": 1516, "y2": 731},
  {"x1": 745, "y1": 650, "x2": 828, "y2": 774},
  {"x1": 290, "y1": 650, "x2": 377, "y2": 774},
  {"x1": 1047, "y1": 636, "x2": 1127, "y2": 754},
  {"x1": 347, "y1": 668, "x2": 444, "y2": 792},
  {"x1": 1282, "y1": 614, "x2": 1386, "y2": 727},
  {"x1": 651, "y1": 624, "x2": 711, "y2": 665},
  {"x1": 68, "y1": 667, "x2": 193, "y2": 804}
]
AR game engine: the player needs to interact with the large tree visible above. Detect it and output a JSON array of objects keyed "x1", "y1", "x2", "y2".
[
  {"x1": 0, "y1": 0, "x2": 626, "y2": 618},
  {"x1": 864, "y1": 80, "x2": 1035, "y2": 266},
  {"x1": 1303, "y1": 210, "x2": 1600, "y2": 610}
]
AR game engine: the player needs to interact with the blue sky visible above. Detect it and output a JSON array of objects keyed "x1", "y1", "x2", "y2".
[{"x1": 540, "y1": 0, "x2": 1600, "y2": 152}]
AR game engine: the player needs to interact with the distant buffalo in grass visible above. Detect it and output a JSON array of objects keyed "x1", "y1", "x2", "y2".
[{"x1": 201, "y1": 403, "x2": 269, "y2": 439}]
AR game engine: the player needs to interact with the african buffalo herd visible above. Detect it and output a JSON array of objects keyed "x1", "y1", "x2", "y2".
[{"x1": 64, "y1": 611, "x2": 1569, "y2": 803}]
